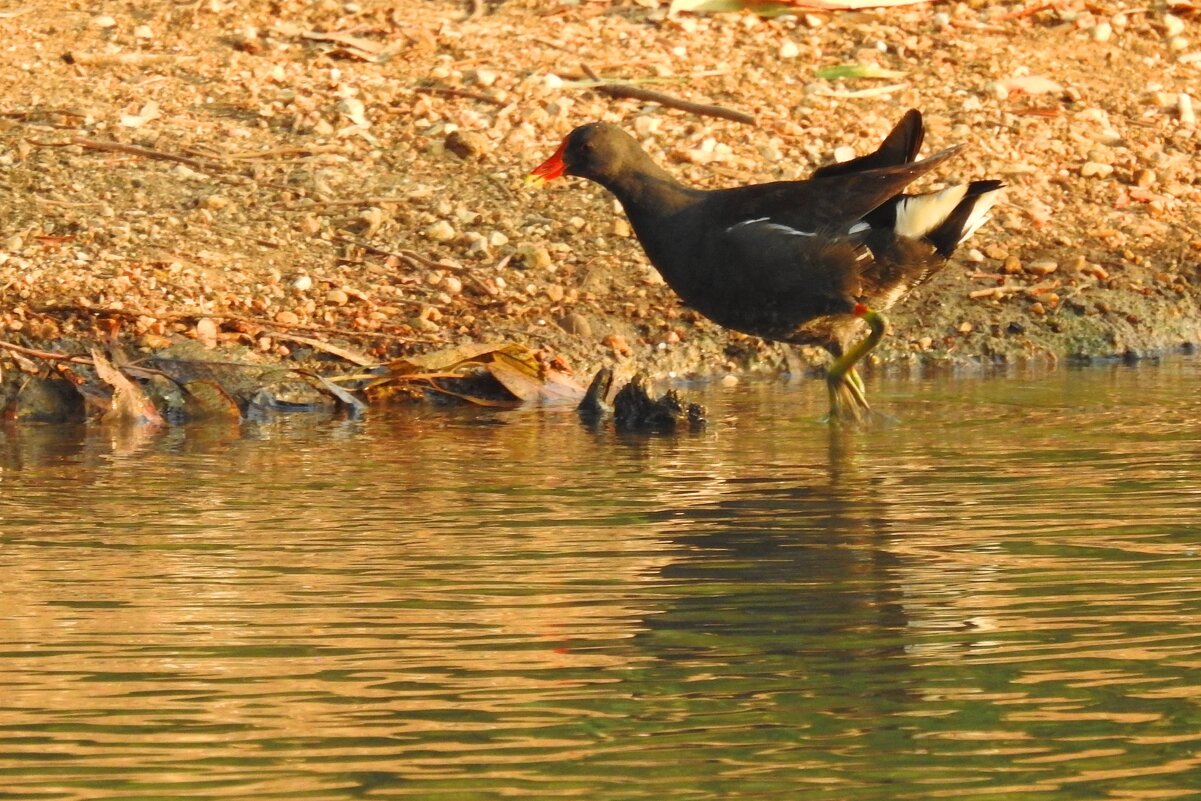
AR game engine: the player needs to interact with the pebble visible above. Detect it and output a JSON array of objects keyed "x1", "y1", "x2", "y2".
[
  {"x1": 559, "y1": 313, "x2": 592, "y2": 337},
  {"x1": 200, "y1": 194, "x2": 230, "y2": 211},
  {"x1": 515, "y1": 243, "x2": 553, "y2": 270},
  {"x1": 721, "y1": 374, "x2": 739, "y2": 387},
  {"x1": 1163, "y1": 13, "x2": 1186, "y2": 38},
  {"x1": 957, "y1": 321, "x2": 973, "y2": 334},
  {"x1": 1179, "y1": 93, "x2": 1196, "y2": 126},
  {"x1": 1082, "y1": 161, "x2": 1115, "y2": 178},
  {"x1": 612, "y1": 218, "x2": 632, "y2": 238},
  {"x1": 545, "y1": 284, "x2": 565, "y2": 302},
  {"x1": 779, "y1": 40, "x2": 800, "y2": 59},
  {"x1": 134, "y1": 24, "x2": 153, "y2": 40},
  {"x1": 443, "y1": 275, "x2": 463, "y2": 295},
  {"x1": 444, "y1": 130, "x2": 491, "y2": 160},
  {"x1": 1026, "y1": 260, "x2": 1058, "y2": 276},
  {"x1": 195, "y1": 317, "x2": 218, "y2": 348},
  {"x1": 1133, "y1": 168, "x2": 1156, "y2": 187},
  {"x1": 603, "y1": 334, "x2": 632, "y2": 357},
  {"x1": 984, "y1": 244, "x2": 1009, "y2": 261},
  {"x1": 1092, "y1": 22, "x2": 1112, "y2": 42},
  {"x1": 325, "y1": 288, "x2": 349, "y2": 305},
  {"x1": 1002, "y1": 256, "x2": 1023, "y2": 274},
  {"x1": 425, "y1": 220, "x2": 456, "y2": 242},
  {"x1": 275, "y1": 310, "x2": 300, "y2": 325},
  {"x1": 93, "y1": 14, "x2": 116, "y2": 28},
  {"x1": 833, "y1": 145, "x2": 857, "y2": 163},
  {"x1": 292, "y1": 274, "x2": 313, "y2": 292}
]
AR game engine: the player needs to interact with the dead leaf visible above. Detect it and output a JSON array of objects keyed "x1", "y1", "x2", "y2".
[
  {"x1": 182, "y1": 379, "x2": 242, "y2": 420},
  {"x1": 91, "y1": 349, "x2": 165, "y2": 426}
]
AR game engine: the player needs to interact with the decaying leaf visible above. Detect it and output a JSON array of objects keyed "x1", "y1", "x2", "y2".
[
  {"x1": 91, "y1": 349, "x2": 165, "y2": 426},
  {"x1": 356, "y1": 341, "x2": 585, "y2": 407},
  {"x1": 182, "y1": 379, "x2": 242, "y2": 420}
]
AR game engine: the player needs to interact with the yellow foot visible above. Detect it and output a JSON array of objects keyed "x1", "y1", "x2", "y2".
[{"x1": 824, "y1": 305, "x2": 888, "y2": 424}]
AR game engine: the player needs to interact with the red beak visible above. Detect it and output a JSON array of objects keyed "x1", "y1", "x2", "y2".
[{"x1": 528, "y1": 139, "x2": 568, "y2": 184}]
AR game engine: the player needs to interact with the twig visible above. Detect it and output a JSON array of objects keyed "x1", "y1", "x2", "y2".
[
  {"x1": 31, "y1": 304, "x2": 442, "y2": 344},
  {"x1": 579, "y1": 63, "x2": 755, "y2": 126},
  {"x1": 0, "y1": 339, "x2": 91, "y2": 364},
  {"x1": 413, "y1": 85, "x2": 507, "y2": 107},
  {"x1": 52, "y1": 136, "x2": 224, "y2": 173},
  {"x1": 272, "y1": 196, "x2": 410, "y2": 210}
]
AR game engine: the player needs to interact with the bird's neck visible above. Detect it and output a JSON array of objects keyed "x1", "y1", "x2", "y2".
[{"x1": 593, "y1": 162, "x2": 699, "y2": 223}]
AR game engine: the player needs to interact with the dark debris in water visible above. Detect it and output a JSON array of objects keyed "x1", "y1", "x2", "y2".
[{"x1": 578, "y1": 368, "x2": 706, "y2": 434}]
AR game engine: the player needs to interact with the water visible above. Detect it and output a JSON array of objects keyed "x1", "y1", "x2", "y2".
[{"x1": 2, "y1": 360, "x2": 1200, "y2": 800}]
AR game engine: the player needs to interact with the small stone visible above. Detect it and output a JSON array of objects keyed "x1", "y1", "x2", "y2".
[
  {"x1": 559, "y1": 313, "x2": 592, "y2": 337},
  {"x1": 1133, "y1": 168, "x2": 1156, "y2": 187},
  {"x1": 984, "y1": 244, "x2": 1009, "y2": 261},
  {"x1": 444, "y1": 129, "x2": 491, "y2": 160},
  {"x1": 443, "y1": 275, "x2": 463, "y2": 294},
  {"x1": 1178, "y1": 93, "x2": 1196, "y2": 126},
  {"x1": 779, "y1": 40, "x2": 800, "y2": 59},
  {"x1": 721, "y1": 374, "x2": 739, "y2": 387},
  {"x1": 1091, "y1": 21, "x2": 1112, "y2": 42},
  {"x1": 603, "y1": 334, "x2": 632, "y2": 357},
  {"x1": 833, "y1": 145, "x2": 857, "y2": 163},
  {"x1": 1026, "y1": 260, "x2": 1058, "y2": 276},
  {"x1": 275, "y1": 310, "x2": 300, "y2": 325},
  {"x1": 1163, "y1": 13, "x2": 1186, "y2": 38},
  {"x1": 195, "y1": 317, "x2": 218, "y2": 348},
  {"x1": 918, "y1": 336, "x2": 934, "y2": 350},
  {"x1": 545, "y1": 284, "x2": 565, "y2": 302},
  {"x1": 325, "y1": 288, "x2": 349, "y2": 305},
  {"x1": 1081, "y1": 161, "x2": 1115, "y2": 178},
  {"x1": 612, "y1": 218, "x2": 632, "y2": 238},
  {"x1": 514, "y1": 243, "x2": 553, "y2": 270},
  {"x1": 292, "y1": 274, "x2": 313, "y2": 292},
  {"x1": 489, "y1": 231, "x2": 509, "y2": 248},
  {"x1": 957, "y1": 321, "x2": 973, "y2": 334},
  {"x1": 200, "y1": 194, "x2": 230, "y2": 210},
  {"x1": 133, "y1": 24, "x2": 153, "y2": 40},
  {"x1": 1002, "y1": 256, "x2": 1023, "y2": 274},
  {"x1": 1030, "y1": 301, "x2": 1046, "y2": 316},
  {"x1": 425, "y1": 220, "x2": 456, "y2": 242},
  {"x1": 93, "y1": 14, "x2": 117, "y2": 28}
]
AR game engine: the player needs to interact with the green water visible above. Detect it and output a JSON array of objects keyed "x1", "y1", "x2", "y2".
[{"x1": 2, "y1": 361, "x2": 1199, "y2": 799}]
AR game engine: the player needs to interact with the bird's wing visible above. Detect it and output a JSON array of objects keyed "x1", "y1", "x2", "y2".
[
  {"x1": 706, "y1": 217, "x2": 873, "y2": 317},
  {"x1": 715, "y1": 145, "x2": 964, "y2": 234}
]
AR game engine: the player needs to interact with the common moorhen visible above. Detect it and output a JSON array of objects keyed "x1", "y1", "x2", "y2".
[{"x1": 530, "y1": 110, "x2": 1003, "y2": 421}]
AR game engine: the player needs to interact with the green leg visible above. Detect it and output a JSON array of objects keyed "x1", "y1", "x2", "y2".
[{"x1": 826, "y1": 308, "x2": 888, "y2": 423}]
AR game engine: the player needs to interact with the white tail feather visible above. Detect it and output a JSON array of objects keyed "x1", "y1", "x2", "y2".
[
  {"x1": 958, "y1": 189, "x2": 1002, "y2": 243},
  {"x1": 894, "y1": 185, "x2": 968, "y2": 239}
]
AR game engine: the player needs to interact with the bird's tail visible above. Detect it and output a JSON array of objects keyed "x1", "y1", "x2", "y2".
[{"x1": 894, "y1": 180, "x2": 1005, "y2": 257}]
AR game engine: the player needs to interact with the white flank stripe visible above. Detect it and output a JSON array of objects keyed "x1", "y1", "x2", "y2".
[
  {"x1": 763, "y1": 222, "x2": 815, "y2": 237},
  {"x1": 895, "y1": 184, "x2": 969, "y2": 239},
  {"x1": 725, "y1": 216, "x2": 769, "y2": 232},
  {"x1": 848, "y1": 221, "x2": 870, "y2": 235}
]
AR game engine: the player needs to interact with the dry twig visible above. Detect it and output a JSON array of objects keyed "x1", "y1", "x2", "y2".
[{"x1": 579, "y1": 63, "x2": 755, "y2": 126}]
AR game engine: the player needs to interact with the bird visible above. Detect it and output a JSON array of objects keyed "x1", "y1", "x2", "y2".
[{"x1": 528, "y1": 110, "x2": 1003, "y2": 422}]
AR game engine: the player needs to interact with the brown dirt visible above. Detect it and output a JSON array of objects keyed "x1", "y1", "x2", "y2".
[{"x1": 2, "y1": 0, "x2": 1200, "y2": 398}]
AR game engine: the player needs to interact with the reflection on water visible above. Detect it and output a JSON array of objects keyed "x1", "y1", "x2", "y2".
[{"x1": 2, "y1": 360, "x2": 1200, "y2": 799}]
